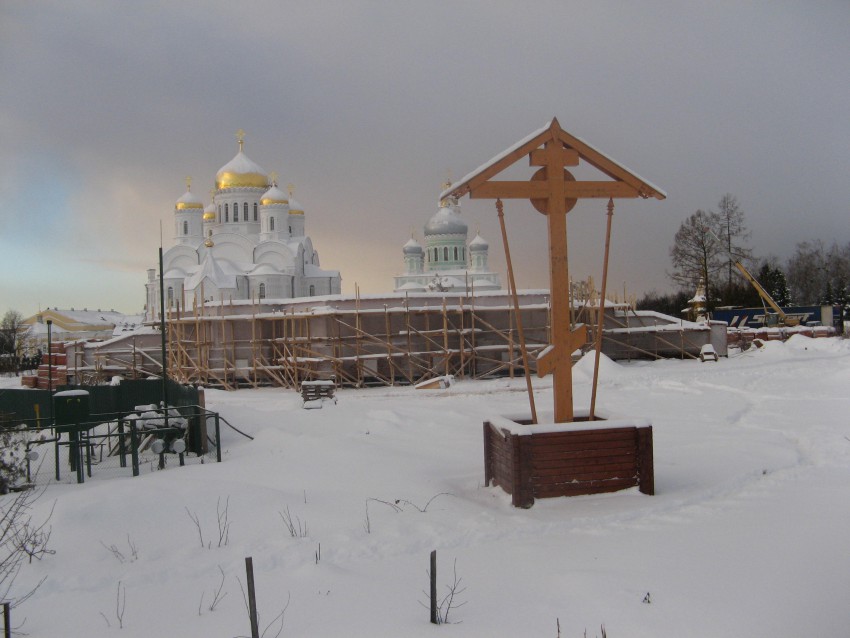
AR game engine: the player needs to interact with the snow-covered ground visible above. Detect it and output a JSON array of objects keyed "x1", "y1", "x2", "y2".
[{"x1": 4, "y1": 334, "x2": 850, "y2": 637}]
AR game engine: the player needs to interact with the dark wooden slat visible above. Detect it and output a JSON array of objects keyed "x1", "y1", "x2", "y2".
[
  {"x1": 532, "y1": 453, "x2": 636, "y2": 470},
  {"x1": 531, "y1": 466, "x2": 637, "y2": 483},
  {"x1": 533, "y1": 447, "x2": 637, "y2": 461}
]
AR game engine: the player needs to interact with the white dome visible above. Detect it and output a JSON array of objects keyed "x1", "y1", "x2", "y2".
[
  {"x1": 424, "y1": 205, "x2": 467, "y2": 237},
  {"x1": 403, "y1": 237, "x2": 423, "y2": 254},
  {"x1": 469, "y1": 233, "x2": 489, "y2": 251},
  {"x1": 288, "y1": 196, "x2": 304, "y2": 214}
]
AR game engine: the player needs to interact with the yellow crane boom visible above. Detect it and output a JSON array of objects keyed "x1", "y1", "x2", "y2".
[{"x1": 733, "y1": 262, "x2": 799, "y2": 326}]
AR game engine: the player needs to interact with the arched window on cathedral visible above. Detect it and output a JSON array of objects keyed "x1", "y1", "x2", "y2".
[
  {"x1": 434, "y1": 248, "x2": 438, "y2": 262},
  {"x1": 443, "y1": 247, "x2": 449, "y2": 261},
  {"x1": 253, "y1": 202, "x2": 258, "y2": 221},
  {"x1": 167, "y1": 287, "x2": 174, "y2": 307},
  {"x1": 309, "y1": 285, "x2": 315, "y2": 296},
  {"x1": 218, "y1": 205, "x2": 221, "y2": 222},
  {"x1": 243, "y1": 202, "x2": 248, "y2": 221},
  {"x1": 270, "y1": 217, "x2": 275, "y2": 231},
  {"x1": 224, "y1": 203, "x2": 229, "y2": 222},
  {"x1": 183, "y1": 220, "x2": 188, "y2": 235},
  {"x1": 258, "y1": 283, "x2": 266, "y2": 299},
  {"x1": 454, "y1": 247, "x2": 458, "y2": 261}
]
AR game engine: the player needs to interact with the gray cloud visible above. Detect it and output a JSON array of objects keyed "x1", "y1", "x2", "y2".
[{"x1": 2, "y1": 1, "x2": 848, "y2": 317}]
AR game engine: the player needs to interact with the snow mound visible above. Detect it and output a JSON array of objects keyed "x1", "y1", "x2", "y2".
[
  {"x1": 785, "y1": 333, "x2": 850, "y2": 354},
  {"x1": 572, "y1": 351, "x2": 628, "y2": 383}
]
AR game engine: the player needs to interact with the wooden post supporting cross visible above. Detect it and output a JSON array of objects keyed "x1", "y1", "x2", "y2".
[{"x1": 441, "y1": 118, "x2": 665, "y2": 423}]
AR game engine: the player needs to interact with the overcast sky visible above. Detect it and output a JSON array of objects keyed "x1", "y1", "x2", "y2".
[{"x1": 2, "y1": 1, "x2": 848, "y2": 319}]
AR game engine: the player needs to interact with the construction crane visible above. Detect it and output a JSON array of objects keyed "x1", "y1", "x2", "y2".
[
  {"x1": 730, "y1": 261, "x2": 799, "y2": 326},
  {"x1": 706, "y1": 227, "x2": 799, "y2": 327}
]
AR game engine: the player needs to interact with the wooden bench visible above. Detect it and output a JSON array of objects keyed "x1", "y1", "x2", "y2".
[{"x1": 300, "y1": 380, "x2": 337, "y2": 407}]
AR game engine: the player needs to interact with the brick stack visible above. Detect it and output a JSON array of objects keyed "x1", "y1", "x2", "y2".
[{"x1": 26, "y1": 343, "x2": 70, "y2": 389}]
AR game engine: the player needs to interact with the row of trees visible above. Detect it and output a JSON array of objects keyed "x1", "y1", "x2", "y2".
[{"x1": 640, "y1": 194, "x2": 849, "y2": 315}]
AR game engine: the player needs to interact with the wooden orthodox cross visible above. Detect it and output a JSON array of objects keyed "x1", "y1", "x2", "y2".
[{"x1": 441, "y1": 118, "x2": 665, "y2": 423}]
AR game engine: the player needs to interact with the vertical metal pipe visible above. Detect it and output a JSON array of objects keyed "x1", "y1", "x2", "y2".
[
  {"x1": 159, "y1": 247, "x2": 170, "y2": 431},
  {"x1": 245, "y1": 557, "x2": 260, "y2": 638},
  {"x1": 430, "y1": 550, "x2": 438, "y2": 624},
  {"x1": 215, "y1": 414, "x2": 222, "y2": 462},
  {"x1": 130, "y1": 421, "x2": 139, "y2": 477}
]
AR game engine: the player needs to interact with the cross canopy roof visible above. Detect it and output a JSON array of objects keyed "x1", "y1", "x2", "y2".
[{"x1": 440, "y1": 118, "x2": 666, "y2": 203}]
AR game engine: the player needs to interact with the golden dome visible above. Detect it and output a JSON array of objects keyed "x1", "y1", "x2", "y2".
[
  {"x1": 176, "y1": 192, "x2": 204, "y2": 210},
  {"x1": 260, "y1": 184, "x2": 288, "y2": 206},
  {"x1": 176, "y1": 178, "x2": 203, "y2": 210},
  {"x1": 287, "y1": 183, "x2": 304, "y2": 214},
  {"x1": 203, "y1": 210, "x2": 216, "y2": 221},
  {"x1": 215, "y1": 134, "x2": 269, "y2": 190}
]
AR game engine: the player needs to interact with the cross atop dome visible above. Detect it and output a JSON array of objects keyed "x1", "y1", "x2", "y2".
[{"x1": 236, "y1": 128, "x2": 246, "y2": 151}]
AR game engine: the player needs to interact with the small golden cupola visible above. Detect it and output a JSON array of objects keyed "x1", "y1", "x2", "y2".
[
  {"x1": 176, "y1": 177, "x2": 204, "y2": 210},
  {"x1": 261, "y1": 173, "x2": 289, "y2": 206},
  {"x1": 215, "y1": 129, "x2": 270, "y2": 190},
  {"x1": 287, "y1": 183, "x2": 304, "y2": 215}
]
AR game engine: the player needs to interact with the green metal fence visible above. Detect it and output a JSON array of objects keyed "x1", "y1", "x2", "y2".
[
  {"x1": 1, "y1": 380, "x2": 221, "y2": 487},
  {"x1": 17, "y1": 406, "x2": 221, "y2": 486}
]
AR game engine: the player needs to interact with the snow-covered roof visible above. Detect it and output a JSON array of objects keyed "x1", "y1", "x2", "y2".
[
  {"x1": 248, "y1": 263, "x2": 280, "y2": 276},
  {"x1": 441, "y1": 118, "x2": 667, "y2": 201},
  {"x1": 185, "y1": 252, "x2": 238, "y2": 290},
  {"x1": 304, "y1": 263, "x2": 339, "y2": 277}
]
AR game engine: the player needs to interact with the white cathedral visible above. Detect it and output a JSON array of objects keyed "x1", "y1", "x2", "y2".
[
  {"x1": 393, "y1": 185, "x2": 500, "y2": 293},
  {"x1": 145, "y1": 134, "x2": 341, "y2": 321}
]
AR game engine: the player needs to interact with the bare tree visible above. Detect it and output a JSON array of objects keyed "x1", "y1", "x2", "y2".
[
  {"x1": 669, "y1": 209, "x2": 724, "y2": 308},
  {"x1": 716, "y1": 194, "x2": 752, "y2": 296},
  {"x1": 0, "y1": 311, "x2": 28, "y2": 354},
  {"x1": 786, "y1": 240, "x2": 828, "y2": 305},
  {"x1": 0, "y1": 486, "x2": 55, "y2": 607},
  {"x1": 787, "y1": 240, "x2": 850, "y2": 308}
]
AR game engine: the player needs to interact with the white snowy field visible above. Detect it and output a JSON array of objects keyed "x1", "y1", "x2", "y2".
[{"x1": 4, "y1": 334, "x2": 850, "y2": 637}]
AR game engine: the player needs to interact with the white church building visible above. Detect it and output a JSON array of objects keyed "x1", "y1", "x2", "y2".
[
  {"x1": 393, "y1": 185, "x2": 500, "y2": 293},
  {"x1": 145, "y1": 134, "x2": 341, "y2": 321}
]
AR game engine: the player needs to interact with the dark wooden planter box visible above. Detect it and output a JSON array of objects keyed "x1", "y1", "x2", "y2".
[{"x1": 483, "y1": 415, "x2": 654, "y2": 508}]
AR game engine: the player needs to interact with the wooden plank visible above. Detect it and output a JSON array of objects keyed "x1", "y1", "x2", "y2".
[
  {"x1": 534, "y1": 478, "x2": 637, "y2": 498},
  {"x1": 516, "y1": 434, "x2": 534, "y2": 508},
  {"x1": 532, "y1": 454, "x2": 636, "y2": 470},
  {"x1": 531, "y1": 465, "x2": 637, "y2": 483},
  {"x1": 529, "y1": 439, "x2": 636, "y2": 453},
  {"x1": 530, "y1": 147, "x2": 579, "y2": 167},
  {"x1": 532, "y1": 446, "x2": 636, "y2": 461},
  {"x1": 529, "y1": 427, "x2": 636, "y2": 442},
  {"x1": 470, "y1": 180, "x2": 639, "y2": 201},
  {"x1": 530, "y1": 432, "x2": 637, "y2": 452},
  {"x1": 470, "y1": 181, "x2": 549, "y2": 199},
  {"x1": 636, "y1": 426, "x2": 655, "y2": 495}
]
